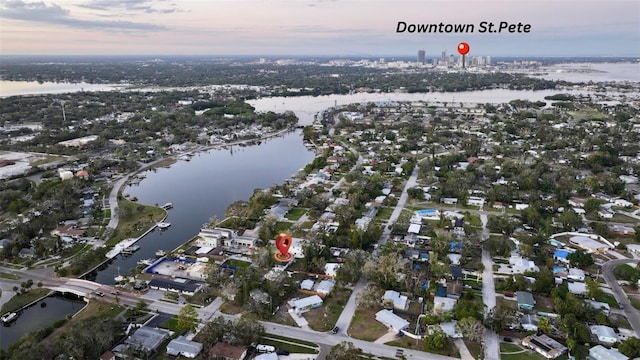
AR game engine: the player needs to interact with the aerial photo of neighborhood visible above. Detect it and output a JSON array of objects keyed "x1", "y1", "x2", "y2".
[{"x1": 0, "y1": 1, "x2": 639, "y2": 360}]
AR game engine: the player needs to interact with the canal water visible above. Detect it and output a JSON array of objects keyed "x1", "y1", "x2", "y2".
[
  {"x1": 0, "y1": 294, "x2": 86, "y2": 350},
  {"x1": 90, "y1": 130, "x2": 315, "y2": 284}
]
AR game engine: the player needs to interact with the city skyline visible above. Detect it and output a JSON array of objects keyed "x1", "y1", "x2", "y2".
[{"x1": 0, "y1": 0, "x2": 639, "y2": 57}]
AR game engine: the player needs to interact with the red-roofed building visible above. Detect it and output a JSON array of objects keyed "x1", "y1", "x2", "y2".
[{"x1": 76, "y1": 170, "x2": 89, "y2": 179}]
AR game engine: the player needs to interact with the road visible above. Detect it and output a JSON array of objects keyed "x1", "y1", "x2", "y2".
[
  {"x1": 480, "y1": 212, "x2": 499, "y2": 360},
  {"x1": 379, "y1": 166, "x2": 419, "y2": 246},
  {"x1": 601, "y1": 258, "x2": 640, "y2": 336}
]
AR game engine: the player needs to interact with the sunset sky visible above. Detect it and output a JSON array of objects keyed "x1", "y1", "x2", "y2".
[{"x1": 1, "y1": 0, "x2": 639, "y2": 56}]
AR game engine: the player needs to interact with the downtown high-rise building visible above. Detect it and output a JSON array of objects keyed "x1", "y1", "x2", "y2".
[{"x1": 417, "y1": 50, "x2": 425, "y2": 64}]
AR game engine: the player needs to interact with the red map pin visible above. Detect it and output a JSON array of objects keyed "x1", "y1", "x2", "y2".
[
  {"x1": 274, "y1": 233, "x2": 293, "y2": 262},
  {"x1": 457, "y1": 42, "x2": 470, "y2": 56}
]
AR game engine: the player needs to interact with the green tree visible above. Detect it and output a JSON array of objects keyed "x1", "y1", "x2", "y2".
[
  {"x1": 619, "y1": 337, "x2": 640, "y2": 358},
  {"x1": 455, "y1": 317, "x2": 484, "y2": 342},
  {"x1": 176, "y1": 304, "x2": 199, "y2": 333},
  {"x1": 567, "y1": 249, "x2": 594, "y2": 268},
  {"x1": 532, "y1": 268, "x2": 555, "y2": 294},
  {"x1": 326, "y1": 341, "x2": 370, "y2": 360},
  {"x1": 423, "y1": 326, "x2": 448, "y2": 351}
]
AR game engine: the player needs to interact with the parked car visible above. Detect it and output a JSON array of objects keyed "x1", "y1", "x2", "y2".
[
  {"x1": 331, "y1": 326, "x2": 339, "y2": 334},
  {"x1": 276, "y1": 349, "x2": 290, "y2": 356},
  {"x1": 96, "y1": 292, "x2": 105, "y2": 297},
  {"x1": 504, "y1": 337, "x2": 513, "y2": 342}
]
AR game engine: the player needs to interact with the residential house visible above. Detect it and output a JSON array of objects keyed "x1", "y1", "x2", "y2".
[
  {"x1": 124, "y1": 327, "x2": 170, "y2": 354},
  {"x1": 375, "y1": 309, "x2": 410, "y2": 332},
  {"x1": 589, "y1": 345, "x2": 628, "y2": 360},
  {"x1": 446, "y1": 280, "x2": 463, "y2": 299},
  {"x1": 520, "y1": 314, "x2": 539, "y2": 332},
  {"x1": 0, "y1": 238, "x2": 13, "y2": 249},
  {"x1": 382, "y1": 290, "x2": 409, "y2": 311},
  {"x1": 590, "y1": 325, "x2": 618, "y2": 345},
  {"x1": 522, "y1": 335, "x2": 567, "y2": 359},
  {"x1": 609, "y1": 224, "x2": 636, "y2": 236},
  {"x1": 568, "y1": 268, "x2": 585, "y2": 282},
  {"x1": 166, "y1": 336, "x2": 203, "y2": 358},
  {"x1": 516, "y1": 291, "x2": 535, "y2": 311},
  {"x1": 597, "y1": 208, "x2": 614, "y2": 219},
  {"x1": 585, "y1": 300, "x2": 611, "y2": 315},
  {"x1": 315, "y1": 280, "x2": 335, "y2": 297},
  {"x1": 290, "y1": 295, "x2": 323, "y2": 314},
  {"x1": 148, "y1": 278, "x2": 203, "y2": 296},
  {"x1": 568, "y1": 282, "x2": 587, "y2": 295},
  {"x1": 433, "y1": 296, "x2": 457, "y2": 314}
]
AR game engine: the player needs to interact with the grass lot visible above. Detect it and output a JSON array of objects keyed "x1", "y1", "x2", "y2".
[
  {"x1": 630, "y1": 297, "x2": 640, "y2": 311},
  {"x1": 594, "y1": 292, "x2": 620, "y2": 309},
  {"x1": 303, "y1": 287, "x2": 352, "y2": 332},
  {"x1": 106, "y1": 199, "x2": 166, "y2": 246},
  {"x1": 348, "y1": 307, "x2": 389, "y2": 341},
  {"x1": 160, "y1": 316, "x2": 181, "y2": 332},
  {"x1": 376, "y1": 207, "x2": 394, "y2": 221},
  {"x1": 463, "y1": 279, "x2": 482, "y2": 287},
  {"x1": 260, "y1": 335, "x2": 319, "y2": 354},
  {"x1": 72, "y1": 300, "x2": 124, "y2": 322},
  {"x1": 285, "y1": 208, "x2": 306, "y2": 221},
  {"x1": 224, "y1": 258, "x2": 251, "y2": 268},
  {"x1": 387, "y1": 337, "x2": 460, "y2": 358},
  {"x1": 220, "y1": 301, "x2": 244, "y2": 315},
  {"x1": 275, "y1": 221, "x2": 293, "y2": 233},
  {"x1": 1, "y1": 288, "x2": 50, "y2": 315},
  {"x1": 501, "y1": 352, "x2": 546, "y2": 360},
  {"x1": 0, "y1": 272, "x2": 21, "y2": 280},
  {"x1": 533, "y1": 294, "x2": 555, "y2": 313},
  {"x1": 465, "y1": 340, "x2": 483, "y2": 359},
  {"x1": 501, "y1": 343, "x2": 524, "y2": 352}
]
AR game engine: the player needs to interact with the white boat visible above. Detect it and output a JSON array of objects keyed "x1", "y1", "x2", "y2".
[
  {"x1": 121, "y1": 245, "x2": 140, "y2": 255},
  {"x1": 156, "y1": 222, "x2": 171, "y2": 229},
  {"x1": 155, "y1": 249, "x2": 166, "y2": 257},
  {"x1": 1, "y1": 312, "x2": 18, "y2": 324},
  {"x1": 114, "y1": 275, "x2": 126, "y2": 282},
  {"x1": 137, "y1": 258, "x2": 154, "y2": 266},
  {"x1": 161, "y1": 202, "x2": 173, "y2": 210}
]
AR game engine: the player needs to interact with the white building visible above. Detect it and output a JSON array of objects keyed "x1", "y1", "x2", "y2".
[
  {"x1": 289, "y1": 295, "x2": 323, "y2": 314},
  {"x1": 383, "y1": 290, "x2": 409, "y2": 311},
  {"x1": 590, "y1": 325, "x2": 618, "y2": 345},
  {"x1": 589, "y1": 345, "x2": 628, "y2": 360},
  {"x1": 166, "y1": 336, "x2": 203, "y2": 358},
  {"x1": 375, "y1": 309, "x2": 410, "y2": 332},
  {"x1": 568, "y1": 282, "x2": 587, "y2": 295},
  {"x1": 433, "y1": 296, "x2": 457, "y2": 314},
  {"x1": 567, "y1": 268, "x2": 585, "y2": 282}
]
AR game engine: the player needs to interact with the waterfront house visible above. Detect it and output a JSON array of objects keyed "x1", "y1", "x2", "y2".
[{"x1": 123, "y1": 326, "x2": 170, "y2": 354}]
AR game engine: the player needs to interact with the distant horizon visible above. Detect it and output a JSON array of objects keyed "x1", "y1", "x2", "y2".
[
  {"x1": 1, "y1": 54, "x2": 639, "y2": 60},
  {"x1": 1, "y1": 1, "x2": 638, "y2": 57}
]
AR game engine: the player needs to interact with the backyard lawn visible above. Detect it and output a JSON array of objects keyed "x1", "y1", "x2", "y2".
[{"x1": 347, "y1": 307, "x2": 388, "y2": 341}]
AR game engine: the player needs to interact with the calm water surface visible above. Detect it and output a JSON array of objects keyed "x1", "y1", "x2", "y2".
[
  {"x1": 91, "y1": 130, "x2": 314, "y2": 284},
  {"x1": 0, "y1": 294, "x2": 86, "y2": 350}
]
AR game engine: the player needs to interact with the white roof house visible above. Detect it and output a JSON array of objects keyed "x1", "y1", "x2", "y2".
[
  {"x1": 568, "y1": 282, "x2": 587, "y2": 295},
  {"x1": 589, "y1": 345, "x2": 628, "y2": 360},
  {"x1": 568, "y1": 268, "x2": 585, "y2": 282},
  {"x1": 375, "y1": 309, "x2": 410, "y2": 332},
  {"x1": 325, "y1": 263, "x2": 341, "y2": 278},
  {"x1": 315, "y1": 280, "x2": 335, "y2": 296},
  {"x1": 300, "y1": 279, "x2": 314, "y2": 290},
  {"x1": 290, "y1": 295, "x2": 323, "y2": 314},
  {"x1": 408, "y1": 223, "x2": 421, "y2": 234},
  {"x1": 569, "y1": 235, "x2": 611, "y2": 253},
  {"x1": 383, "y1": 290, "x2": 409, "y2": 311},
  {"x1": 590, "y1": 325, "x2": 618, "y2": 345},
  {"x1": 166, "y1": 336, "x2": 203, "y2": 358},
  {"x1": 433, "y1": 296, "x2": 457, "y2": 314}
]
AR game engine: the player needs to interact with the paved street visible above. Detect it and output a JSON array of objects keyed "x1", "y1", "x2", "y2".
[
  {"x1": 480, "y1": 212, "x2": 499, "y2": 360},
  {"x1": 601, "y1": 258, "x2": 640, "y2": 336}
]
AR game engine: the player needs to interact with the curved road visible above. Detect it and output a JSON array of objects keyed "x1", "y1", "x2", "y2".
[{"x1": 601, "y1": 258, "x2": 640, "y2": 336}]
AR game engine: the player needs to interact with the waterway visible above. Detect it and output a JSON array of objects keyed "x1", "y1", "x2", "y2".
[
  {"x1": 0, "y1": 294, "x2": 86, "y2": 350},
  {"x1": 0, "y1": 80, "x2": 126, "y2": 97},
  {"x1": 89, "y1": 130, "x2": 315, "y2": 285}
]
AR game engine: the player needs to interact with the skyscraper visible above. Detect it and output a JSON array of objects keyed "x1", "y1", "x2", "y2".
[
  {"x1": 417, "y1": 50, "x2": 425, "y2": 64},
  {"x1": 441, "y1": 50, "x2": 446, "y2": 63}
]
